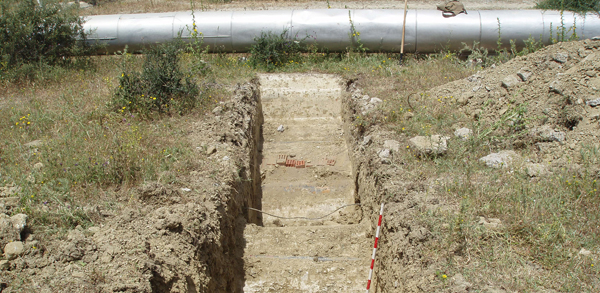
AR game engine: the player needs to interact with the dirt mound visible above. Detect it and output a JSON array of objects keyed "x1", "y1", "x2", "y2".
[
  {"x1": 343, "y1": 40, "x2": 600, "y2": 292},
  {"x1": 431, "y1": 39, "x2": 600, "y2": 171},
  {"x1": 0, "y1": 83, "x2": 263, "y2": 293}
]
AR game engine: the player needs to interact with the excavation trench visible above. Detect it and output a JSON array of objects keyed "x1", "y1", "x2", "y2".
[{"x1": 237, "y1": 73, "x2": 376, "y2": 292}]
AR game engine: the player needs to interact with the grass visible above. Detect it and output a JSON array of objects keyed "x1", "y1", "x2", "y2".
[{"x1": 377, "y1": 79, "x2": 600, "y2": 290}]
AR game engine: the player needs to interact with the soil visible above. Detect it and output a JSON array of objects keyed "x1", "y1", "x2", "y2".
[{"x1": 431, "y1": 39, "x2": 600, "y2": 170}]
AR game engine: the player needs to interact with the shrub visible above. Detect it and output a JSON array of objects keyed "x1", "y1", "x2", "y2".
[
  {"x1": 0, "y1": 0, "x2": 96, "y2": 81},
  {"x1": 536, "y1": 0, "x2": 600, "y2": 14},
  {"x1": 111, "y1": 42, "x2": 200, "y2": 117},
  {"x1": 249, "y1": 30, "x2": 306, "y2": 71}
]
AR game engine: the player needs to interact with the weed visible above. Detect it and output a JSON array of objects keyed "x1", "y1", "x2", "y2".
[
  {"x1": 111, "y1": 42, "x2": 201, "y2": 117},
  {"x1": 536, "y1": 0, "x2": 600, "y2": 14},
  {"x1": 248, "y1": 30, "x2": 306, "y2": 72},
  {"x1": 348, "y1": 11, "x2": 368, "y2": 55}
]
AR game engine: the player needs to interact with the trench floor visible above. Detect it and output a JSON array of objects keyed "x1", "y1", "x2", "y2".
[{"x1": 242, "y1": 74, "x2": 371, "y2": 292}]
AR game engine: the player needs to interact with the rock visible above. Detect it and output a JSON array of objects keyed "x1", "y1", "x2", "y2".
[
  {"x1": 549, "y1": 80, "x2": 563, "y2": 94},
  {"x1": 408, "y1": 135, "x2": 449, "y2": 156},
  {"x1": 378, "y1": 149, "x2": 391, "y2": 159},
  {"x1": 454, "y1": 127, "x2": 472, "y2": 140},
  {"x1": 501, "y1": 74, "x2": 521, "y2": 88},
  {"x1": 478, "y1": 217, "x2": 503, "y2": 230},
  {"x1": 4, "y1": 241, "x2": 24, "y2": 260},
  {"x1": 483, "y1": 286, "x2": 507, "y2": 293},
  {"x1": 525, "y1": 163, "x2": 549, "y2": 177},
  {"x1": 589, "y1": 77, "x2": 600, "y2": 90},
  {"x1": 451, "y1": 273, "x2": 472, "y2": 292},
  {"x1": 553, "y1": 52, "x2": 569, "y2": 63},
  {"x1": 579, "y1": 248, "x2": 592, "y2": 256},
  {"x1": 383, "y1": 140, "x2": 400, "y2": 152},
  {"x1": 222, "y1": 156, "x2": 230, "y2": 161},
  {"x1": 517, "y1": 68, "x2": 533, "y2": 81},
  {"x1": 0, "y1": 260, "x2": 9, "y2": 270},
  {"x1": 181, "y1": 188, "x2": 191, "y2": 192},
  {"x1": 404, "y1": 112, "x2": 414, "y2": 120},
  {"x1": 370, "y1": 97, "x2": 383, "y2": 104},
  {"x1": 408, "y1": 227, "x2": 429, "y2": 243},
  {"x1": 212, "y1": 106, "x2": 222, "y2": 115},
  {"x1": 24, "y1": 140, "x2": 43, "y2": 148},
  {"x1": 206, "y1": 145, "x2": 217, "y2": 156},
  {"x1": 277, "y1": 125, "x2": 285, "y2": 132},
  {"x1": 362, "y1": 135, "x2": 372, "y2": 146},
  {"x1": 586, "y1": 97, "x2": 600, "y2": 107},
  {"x1": 33, "y1": 162, "x2": 44, "y2": 170},
  {"x1": 479, "y1": 150, "x2": 520, "y2": 168},
  {"x1": 586, "y1": 70, "x2": 596, "y2": 77},
  {"x1": 87, "y1": 227, "x2": 100, "y2": 235},
  {"x1": 457, "y1": 95, "x2": 469, "y2": 105},
  {"x1": 0, "y1": 214, "x2": 19, "y2": 246},
  {"x1": 378, "y1": 149, "x2": 391, "y2": 164},
  {"x1": 60, "y1": 242, "x2": 84, "y2": 262},
  {"x1": 10, "y1": 214, "x2": 27, "y2": 239},
  {"x1": 530, "y1": 126, "x2": 566, "y2": 142}
]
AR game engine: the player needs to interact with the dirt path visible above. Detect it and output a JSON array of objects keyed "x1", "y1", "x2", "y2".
[{"x1": 243, "y1": 74, "x2": 370, "y2": 292}]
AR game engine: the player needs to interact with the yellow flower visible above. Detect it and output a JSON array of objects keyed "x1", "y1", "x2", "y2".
[{"x1": 442, "y1": 275, "x2": 447, "y2": 279}]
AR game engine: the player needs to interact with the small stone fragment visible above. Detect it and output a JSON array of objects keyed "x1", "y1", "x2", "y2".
[
  {"x1": 586, "y1": 97, "x2": 600, "y2": 107},
  {"x1": 525, "y1": 163, "x2": 548, "y2": 177},
  {"x1": 517, "y1": 69, "x2": 533, "y2": 81},
  {"x1": 502, "y1": 74, "x2": 521, "y2": 88},
  {"x1": 586, "y1": 70, "x2": 596, "y2": 77},
  {"x1": 24, "y1": 140, "x2": 43, "y2": 148},
  {"x1": 206, "y1": 145, "x2": 217, "y2": 156},
  {"x1": 0, "y1": 260, "x2": 9, "y2": 270},
  {"x1": 479, "y1": 150, "x2": 519, "y2": 168},
  {"x1": 10, "y1": 214, "x2": 27, "y2": 239},
  {"x1": 212, "y1": 106, "x2": 222, "y2": 115},
  {"x1": 530, "y1": 126, "x2": 566, "y2": 142},
  {"x1": 277, "y1": 125, "x2": 285, "y2": 132},
  {"x1": 362, "y1": 135, "x2": 372, "y2": 146},
  {"x1": 553, "y1": 52, "x2": 569, "y2": 63},
  {"x1": 33, "y1": 162, "x2": 44, "y2": 170},
  {"x1": 454, "y1": 128, "x2": 472, "y2": 140},
  {"x1": 579, "y1": 248, "x2": 592, "y2": 256},
  {"x1": 378, "y1": 149, "x2": 391, "y2": 159},
  {"x1": 478, "y1": 217, "x2": 503, "y2": 230},
  {"x1": 370, "y1": 97, "x2": 383, "y2": 104},
  {"x1": 383, "y1": 140, "x2": 400, "y2": 152},
  {"x1": 408, "y1": 135, "x2": 449, "y2": 156},
  {"x1": 4, "y1": 241, "x2": 24, "y2": 260},
  {"x1": 549, "y1": 80, "x2": 563, "y2": 94}
]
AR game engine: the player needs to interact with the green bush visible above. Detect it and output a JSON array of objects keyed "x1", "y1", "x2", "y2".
[
  {"x1": 112, "y1": 42, "x2": 200, "y2": 117},
  {"x1": 536, "y1": 0, "x2": 600, "y2": 14},
  {"x1": 0, "y1": 0, "x2": 96, "y2": 81},
  {"x1": 249, "y1": 30, "x2": 306, "y2": 71}
]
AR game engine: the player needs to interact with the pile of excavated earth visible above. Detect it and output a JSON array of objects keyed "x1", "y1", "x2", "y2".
[{"x1": 2, "y1": 35, "x2": 600, "y2": 292}]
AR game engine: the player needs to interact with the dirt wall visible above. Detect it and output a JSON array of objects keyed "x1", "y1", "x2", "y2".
[{"x1": 342, "y1": 80, "x2": 437, "y2": 292}]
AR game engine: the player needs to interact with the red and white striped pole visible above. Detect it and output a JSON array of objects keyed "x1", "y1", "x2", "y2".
[{"x1": 366, "y1": 203, "x2": 384, "y2": 292}]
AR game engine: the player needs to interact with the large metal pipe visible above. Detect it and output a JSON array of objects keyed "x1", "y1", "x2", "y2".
[{"x1": 83, "y1": 9, "x2": 600, "y2": 53}]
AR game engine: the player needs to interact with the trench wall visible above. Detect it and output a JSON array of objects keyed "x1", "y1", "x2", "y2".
[{"x1": 204, "y1": 81, "x2": 263, "y2": 292}]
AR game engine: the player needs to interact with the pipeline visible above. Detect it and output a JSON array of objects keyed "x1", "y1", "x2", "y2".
[{"x1": 83, "y1": 9, "x2": 600, "y2": 54}]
